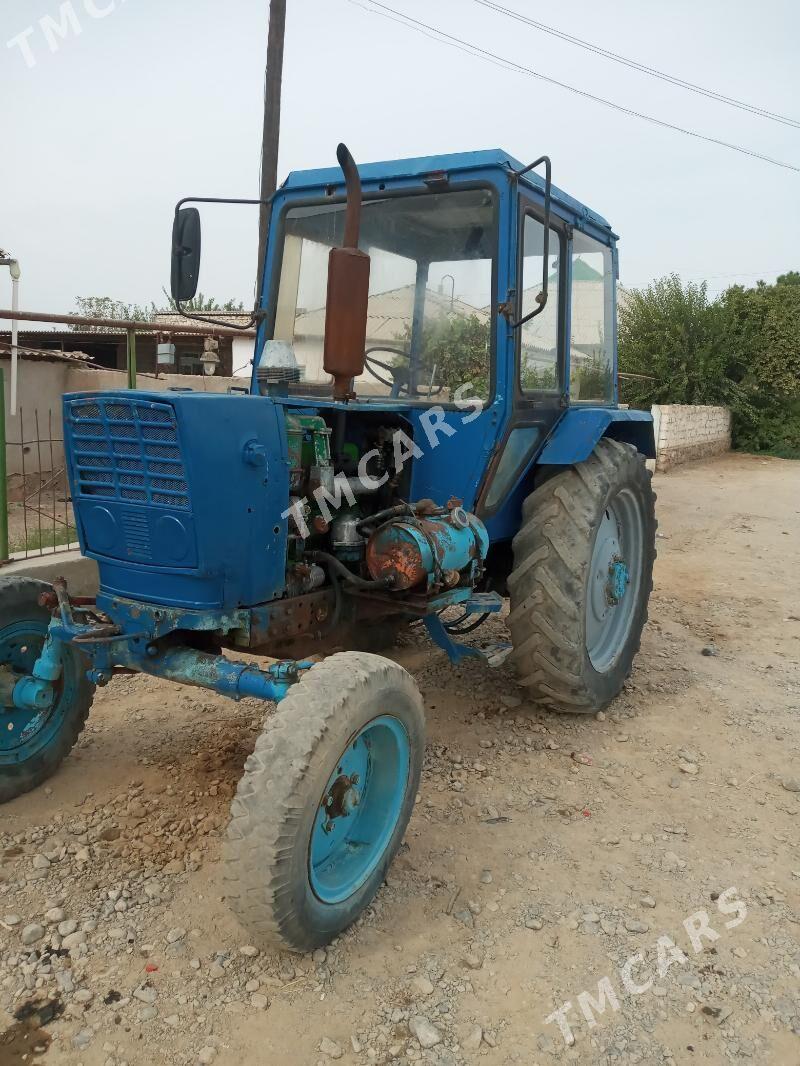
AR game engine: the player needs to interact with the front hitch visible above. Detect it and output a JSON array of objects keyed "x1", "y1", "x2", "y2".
[{"x1": 11, "y1": 578, "x2": 316, "y2": 710}]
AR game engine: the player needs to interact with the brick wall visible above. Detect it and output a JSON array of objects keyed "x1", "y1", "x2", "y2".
[{"x1": 652, "y1": 404, "x2": 731, "y2": 471}]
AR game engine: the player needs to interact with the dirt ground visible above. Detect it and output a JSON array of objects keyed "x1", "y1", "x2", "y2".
[{"x1": 1, "y1": 452, "x2": 799, "y2": 1066}]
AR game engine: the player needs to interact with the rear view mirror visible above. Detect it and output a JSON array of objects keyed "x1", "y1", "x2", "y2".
[{"x1": 171, "y1": 207, "x2": 202, "y2": 302}]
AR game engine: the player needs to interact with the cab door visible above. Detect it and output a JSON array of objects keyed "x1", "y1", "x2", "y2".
[{"x1": 477, "y1": 196, "x2": 570, "y2": 538}]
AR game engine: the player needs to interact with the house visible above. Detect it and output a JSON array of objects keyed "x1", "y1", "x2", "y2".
[
  {"x1": 0, "y1": 311, "x2": 257, "y2": 378},
  {"x1": 285, "y1": 285, "x2": 490, "y2": 386}
]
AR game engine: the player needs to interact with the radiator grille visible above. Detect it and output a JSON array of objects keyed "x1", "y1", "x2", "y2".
[{"x1": 67, "y1": 397, "x2": 190, "y2": 511}]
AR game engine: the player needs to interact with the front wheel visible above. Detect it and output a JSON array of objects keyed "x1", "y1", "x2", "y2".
[
  {"x1": 223, "y1": 652, "x2": 425, "y2": 951},
  {"x1": 0, "y1": 577, "x2": 94, "y2": 802},
  {"x1": 508, "y1": 439, "x2": 656, "y2": 714}
]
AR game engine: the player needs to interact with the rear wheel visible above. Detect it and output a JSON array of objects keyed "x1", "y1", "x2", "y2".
[
  {"x1": 0, "y1": 577, "x2": 94, "y2": 802},
  {"x1": 223, "y1": 651, "x2": 424, "y2": 951},
  {"x1": 508, "y1": 439, "x2": 656, "y2": 713}
]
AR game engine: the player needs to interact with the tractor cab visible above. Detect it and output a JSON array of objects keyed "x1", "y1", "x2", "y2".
[
  {"x1": 262, "y1": 148, "x2": 617, "y2": 412},
  {"x1": 252, "y1": 150, "x2": 649, "y2": 540}
]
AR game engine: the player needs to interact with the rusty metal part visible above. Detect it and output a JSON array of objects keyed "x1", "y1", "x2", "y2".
[
  {"x1": 338, "y1": 143, "x2": 362, "y2": 250},
  {"x1": 0, "y1": 666, "x2": 17, "y2": 708},
  {"x1": 244, "y1": 588, "x2": 338, "y2": 649},
  {"x1": 324, "y1": 773, "x2": 360, "y2": 820},
  {"x1": 365, "y1": 534, "x2": 427, "y2": 591},
  {"x1": 414, "y1": 498, "x2": 439, "y2": 516},
  {"x1": 322, "y1": 144, "x2": 371, "y2": 402}
]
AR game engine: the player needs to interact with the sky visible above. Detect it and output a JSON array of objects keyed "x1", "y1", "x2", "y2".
[{"x1": 1, "y1": 0, "x2": 799, "y2": 318}]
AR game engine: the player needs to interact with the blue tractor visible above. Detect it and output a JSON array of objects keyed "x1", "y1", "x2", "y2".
[{"x1": 0, "y1": 146, "x2": 656, "y2": 950}]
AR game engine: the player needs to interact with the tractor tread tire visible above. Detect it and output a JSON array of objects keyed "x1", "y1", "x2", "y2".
[
  {"x1": 507, "y1": 439, "x2": 656, "y2": 714},
  {"x1": 223, "y1": 651, "x2": 424, "y2": 952},
  {"x1": 0, "y1": 577, "x2": 94, "y2": 803}
]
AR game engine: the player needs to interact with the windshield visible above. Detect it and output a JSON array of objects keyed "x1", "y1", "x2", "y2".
[{"x1": 268, "y1": 187, "x2": 497, "y2": 402}]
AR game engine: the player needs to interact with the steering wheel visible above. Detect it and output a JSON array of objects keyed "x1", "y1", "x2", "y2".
[{"x1": 363, "y1": 346, "x2": 444, "y2": 398}]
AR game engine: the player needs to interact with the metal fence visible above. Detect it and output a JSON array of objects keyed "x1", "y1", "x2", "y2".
[{"x1": 1, "y1": 403, "x2": 75, "y2": 563}]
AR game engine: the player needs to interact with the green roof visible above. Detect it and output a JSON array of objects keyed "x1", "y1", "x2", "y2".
[{"x1": 548, "y1": 257, "x2": 604, "y2": 283}]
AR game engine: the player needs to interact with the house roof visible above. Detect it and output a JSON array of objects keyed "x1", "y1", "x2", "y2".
[
  {"x1": 0, "y1": 328, "x2": 127, "y2": 340},
  {"x1": 0, "y1": 344, "x2": 95, "y2": 365},
  {"x1": 0, "y1": 323, "x2": 242, "y2": 343},
  {"x1": 293, "y1": 285, "x2": 489, "y2": 343},
  {"x1": 152, "y1": 311, "x2": 254, "y2": 331}
]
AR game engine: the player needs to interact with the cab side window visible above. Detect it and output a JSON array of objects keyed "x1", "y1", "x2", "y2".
[
  {"x1": 569, "y1": 232, "x2": 614, "y2": 402},
  {"x1": 519, "y1": 214, "x2": 561, "y2": 393}
]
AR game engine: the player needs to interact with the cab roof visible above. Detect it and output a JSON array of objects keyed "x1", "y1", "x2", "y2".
[{"x1": 280, "y1": 148, "x2": 613, "y2": 234}]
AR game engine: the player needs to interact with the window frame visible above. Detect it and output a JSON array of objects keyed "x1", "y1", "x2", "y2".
[
  {"x1": 515, "y1": 202, "x2": 568, "y2": 403},
  {"x1": 265, "y1": 181, "x2": 501, "y2": 409}
]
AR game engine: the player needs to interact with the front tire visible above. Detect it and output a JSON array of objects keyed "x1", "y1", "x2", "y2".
[
  {"x1": 223, "y1": 652, "x2": 425, "y2": 952},
  {"x1": 508, "y1": 439, "x2": 656, "y2": 714},
  {"x1": 0, "y1": 577, "x2": 94, "y2": 802}
]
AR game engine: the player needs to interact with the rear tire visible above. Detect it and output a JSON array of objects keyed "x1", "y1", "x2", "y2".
[
  {"x1": 223, "y1": 652, "x2": 424, "y2": 951},
  {"x1": 508, "y1": 439, "x2": 656, "y2": 714},
  {"x1": 0, "y1": 577, "x2": 94, "y2": 803}
]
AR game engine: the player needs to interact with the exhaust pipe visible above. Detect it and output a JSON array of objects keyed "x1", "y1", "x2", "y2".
[{"x1": 322, "y1": 144, "x2": 371, "y2": 402}]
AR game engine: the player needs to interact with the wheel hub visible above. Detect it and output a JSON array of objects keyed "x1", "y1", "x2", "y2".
[
  {"x1": 322, "y1": 773, "x2": 361, "y2": 831},
  {"x1": 585, "y1": 493, "x2": 644, "y2": 674},
  {"x1": 605, "y1": 558, "x2": 630, "y2": 606},
  {"x1": 309, "y1": 715, "x2": 410, "y2": 905},
  {"x1": 0, "y1": 622, "x2": 67, "y2": 762}
]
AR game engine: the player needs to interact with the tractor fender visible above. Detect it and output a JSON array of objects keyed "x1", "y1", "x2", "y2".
[{"x1": 537, "y1": 407, "x2": 655, "y2": 466}]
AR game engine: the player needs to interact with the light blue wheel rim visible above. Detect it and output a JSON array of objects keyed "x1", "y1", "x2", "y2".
[
  {"x1": 309, "y1": 715, "x2": 411, "y2": 905},
  {"x1": 586, "y1": 489, "x2": 644, "y2": 673},
  {"x1": 0, "y1": 620, "x2": 76, "y2": 766}
]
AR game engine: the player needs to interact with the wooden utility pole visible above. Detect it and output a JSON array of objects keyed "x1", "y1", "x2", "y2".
[{"x1": 256, "y1": 0, "x2": 287, "y2": 303}]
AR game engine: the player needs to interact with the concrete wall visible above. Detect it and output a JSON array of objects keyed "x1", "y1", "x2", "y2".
[
  {"x1": 2, "y1": 548, "x2": 98, "y2": 597},
  {"x1": 652, "y1": 403, "x2": 731, "y2": 471},
  {"x1": 1, "y1": 358, "x2": 243, "y2": 475}
]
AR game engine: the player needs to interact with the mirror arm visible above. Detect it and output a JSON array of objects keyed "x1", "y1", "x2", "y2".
[
  {"x1": 172, "y1": 194, "x2": 278, "y2": 331},
  {"x1": 509, "y1": 155, "x2": 552, "y2": 331}
]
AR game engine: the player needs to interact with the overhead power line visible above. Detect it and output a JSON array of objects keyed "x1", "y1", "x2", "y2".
[
  {"x1": 471, "y1": 0, "x2": 800, "y2": 129},
  {"x1": 352, "y1": 1, "x2": 800, "y2": 174}
]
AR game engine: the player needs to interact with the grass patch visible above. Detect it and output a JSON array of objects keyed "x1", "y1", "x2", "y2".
[{"x1": 9, "y1": 525, "x2": 78, "y2": 555}]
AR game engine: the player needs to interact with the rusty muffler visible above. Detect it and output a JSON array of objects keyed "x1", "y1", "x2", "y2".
[{"x1": 323, "y1": 143, "x2": 371, "y2": 402}]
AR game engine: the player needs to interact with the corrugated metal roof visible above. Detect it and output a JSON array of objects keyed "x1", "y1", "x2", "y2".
[
  {"x1": 152, "y1": 312, "x2": 252, "y2": 328},
  {"x1": 0, "y1": 328, "x2": 127, "y2": 338},
  {"x1": 0, "y1": 344, "x2": 94, "y2": 364},
  {"x1": 0, "y1": 326, "x2": 239, "y2": 342}
]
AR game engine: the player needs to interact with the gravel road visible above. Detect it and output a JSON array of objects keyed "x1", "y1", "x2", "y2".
[{"x1": 1, "y1": 452, "x2": 798, "y2": 1066}]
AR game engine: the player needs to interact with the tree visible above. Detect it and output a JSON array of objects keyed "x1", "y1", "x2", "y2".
[
  {"x1": 72, "y1": 291, "x2": 247, "y2": 331},
  {"x1": 618, "y1": 274, "x2": 742, "y2": 410},
  {"x1": 160, "y1": 288, "x2": 246, "y2": 314},
  {"x1": 618, "y1": 272, "x2": 800, "y2": 458},
  {"x1": 73, "y1": 296, "x2": 157, "y2": 330},
  {"x1": 718, "y1": 279, "x2": 800, "y2": 456},
  {"x1": 396, "y1": 313, "x2": 492, "y2": 399}
]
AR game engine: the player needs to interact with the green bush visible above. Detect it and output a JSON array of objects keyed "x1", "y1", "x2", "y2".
[
  {"x1": 720, "y1": 279, "x2": 800, "y2": 455},
  {"x1": 732, "y1": 396, "x2": 800, "y2": 458},
  {"x1": 619, "y1": 273, "x2": 800, "y2": 457},
  {"x1": 618, "y1": 275, "x2": 742, "y2": 408}
]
